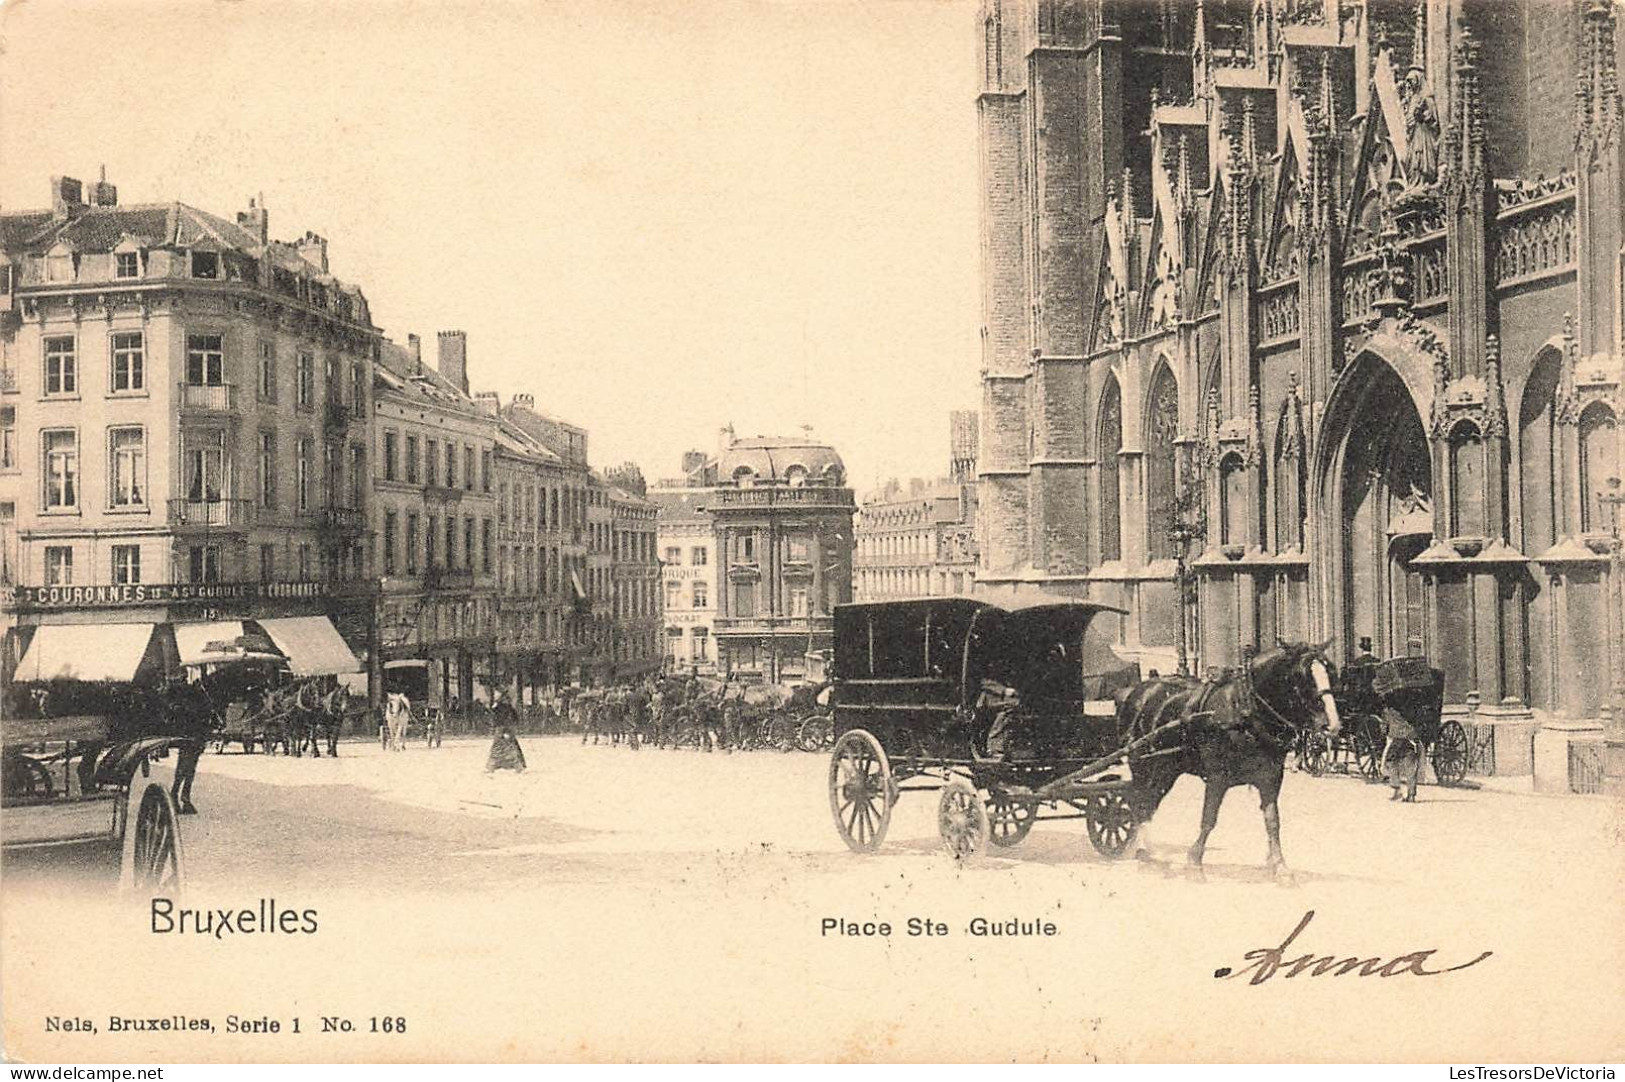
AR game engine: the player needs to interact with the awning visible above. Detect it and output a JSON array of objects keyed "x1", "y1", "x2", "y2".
[
  {"x1": 14, "y1": 623, "x2": 160, "y2": 683},
  {"x1": 254, "y1": 616, "x2": 362, "y2": 676},
  {"x1": 173, "y1": 621, "x2": 249, "y2": 667}
]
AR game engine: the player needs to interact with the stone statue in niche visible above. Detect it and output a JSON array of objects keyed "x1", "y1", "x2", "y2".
[{"x1": 1400, "y1": 67, "x2": 1440, "y2": 184}]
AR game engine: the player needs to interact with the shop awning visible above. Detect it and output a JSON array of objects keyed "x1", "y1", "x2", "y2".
[
  {"x1": 173, "y1": 621, "x2": 250, "y2": 667},
  {"x1": 14, "y1": 623, "x2": 160, "y2": 683},
  {"x1": 254, "y1": 616, "x2": 362, "y2": 676}
]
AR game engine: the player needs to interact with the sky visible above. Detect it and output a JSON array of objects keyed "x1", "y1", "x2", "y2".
[{"x1": 0, "y1": 0, "x2": 984, "y2": 495}]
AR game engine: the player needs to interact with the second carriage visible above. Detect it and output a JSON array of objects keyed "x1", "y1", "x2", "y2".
[
  {"x1": 826, "y1": 593, "x2": 1153, "y2": 860},
  {"x1": 1298, "y1": 653, "x2": 1466, "y2": 786}
]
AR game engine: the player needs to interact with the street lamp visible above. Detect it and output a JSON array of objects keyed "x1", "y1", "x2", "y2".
[{"x1": 1601, "y1": 476, "x2": 1625, "y2": 773}]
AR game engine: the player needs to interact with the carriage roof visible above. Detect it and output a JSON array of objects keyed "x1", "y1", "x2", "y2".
[{"x1": 832, "y1": 592, "x2": 1129, "y2": 698}]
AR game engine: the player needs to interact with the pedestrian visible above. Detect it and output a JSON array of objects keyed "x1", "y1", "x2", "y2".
[
  {"x1": 164, "y1": 674, "x2": 216, "y2": 815},
  {"x1": 484, "y1": 723, "x2": 528, "y2": 773}
]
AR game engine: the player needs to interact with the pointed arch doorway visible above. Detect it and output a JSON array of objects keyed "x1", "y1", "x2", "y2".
[{"x1": 1319, "y1": 352, "x2": 1435, "y2": 660}]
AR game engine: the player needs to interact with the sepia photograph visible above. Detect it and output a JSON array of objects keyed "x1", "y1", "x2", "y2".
[{"x1": 0, "y1": 0, "x2": 1621, "y2": 1067}]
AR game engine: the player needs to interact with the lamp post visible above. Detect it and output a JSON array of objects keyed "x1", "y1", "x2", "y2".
[{"x1": 1601, "y1": 475, "x2": 1625, "y2": 793}]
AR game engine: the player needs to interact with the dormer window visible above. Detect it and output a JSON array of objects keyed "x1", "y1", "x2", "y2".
[
  {"x1": 191, "y1": 251, "x2": 219, "y2": 279},
  {"x1": 115, "y1": 252, "x2": 139, "y2": 279},
  {"x1": 45, "y1": 242, "x2": 76, "y2": 283},
  {"x1": 785, "y1": 465, "x2": 808, "y2": 488},
  {"x1": 733, "y1": 466, "x2": 756, "y2": 488}
]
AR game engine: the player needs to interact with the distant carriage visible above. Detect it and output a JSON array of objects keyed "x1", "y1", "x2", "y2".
[{"x1": 1300, "y1": 655, "x2": 1463, "y2": 787}]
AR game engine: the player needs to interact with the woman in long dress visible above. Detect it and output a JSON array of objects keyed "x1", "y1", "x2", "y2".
[{"x1": 484, "y1": 696, "x2": 527, "y2": 772}]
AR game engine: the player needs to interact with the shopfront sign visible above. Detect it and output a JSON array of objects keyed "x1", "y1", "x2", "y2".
[{"x1": 5, "y1": 580, "x2": 378, "y2": 614}]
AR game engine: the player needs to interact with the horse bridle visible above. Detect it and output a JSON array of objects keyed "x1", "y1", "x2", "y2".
[{"x1": 1244, "y1": 651, "x2": 1338, "y2": 746}]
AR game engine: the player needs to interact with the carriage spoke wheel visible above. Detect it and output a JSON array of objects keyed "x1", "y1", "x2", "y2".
[
  {"x1": 829, "y1": 729, "x2": 893, "y2": 853},
  {"x1": 127, "y1": 784, "x2": 184, "y2": 892},
  {"x1": 1432, "y1": 720, "x2": 1468, "y2": 786},
  {"x1": 1085, "y1": 791, "x2": 1137, "y2": 859},
  {"x1": 1352, "y1": 716, "x2": 1384, "y2": 780},
  {"x1": 985, "y1": 790, "x2": 1035, "y2": 847},
  {"x1": 938, "y1": 779, "x2": 990, "y2": 862},
  {"x1": 1301, "y1": 731, "x2": 1330, "y2": 777},
  {"x1": 796, "y1": 715, "x2": 825, "y2": 753}
]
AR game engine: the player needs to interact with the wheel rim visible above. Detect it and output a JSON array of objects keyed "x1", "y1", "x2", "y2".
[
  {"x1": 1353, "y1": 717, "x2": 1382, "y2": 778},
  {"x1": 829, "y1": 730, "x2": 893, "y2": 852},
  {"x1": 132, "y1": 786, "x2": 182, "y2": 890},
  {"x1": 1086, "y1": 792, "x2": 1136, "y2": 859},
  {"x1": 938, "y1": 782, "x2": 988, "y2": 861},
  {"x1": 1304, "y1": 734, "x2": 1328, "y2": 776},
  {"x1": 986, "y1": 792, "x2": 1034, "y2": 847},
  {"x1": 1433, "y1": 721, "x2": 1467, "y2": 784}
]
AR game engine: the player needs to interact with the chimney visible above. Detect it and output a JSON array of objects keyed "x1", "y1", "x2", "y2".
[
  {"x1": 236, "y1": 195, "x2": 268, "y2": 245},
  {"x1": 88, "y1": 166, "x2": 117, "y2": 207},
  {"x1": 295, "y1": 231, "x2": 328, "y2": 273},
  {"x1": 473, "y1": 391, "x2": 501, "y2": 416},
  {"x1": 50, "y1": 176, "x2": 83, "y2": 220},
  {"x1": 437, "y1": 330, "x2": 469, "y2": 394},
  {"x1": 681, "y1": 450, "x2": 706, "y2": 474},
  {"x1": 406, "y1": 333, "x2": 422, "y2": 374},
  {"x1": 511, "y1": 392, "x2": 534, "y2": 412}
]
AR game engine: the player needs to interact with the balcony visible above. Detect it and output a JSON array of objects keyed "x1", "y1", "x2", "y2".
[
  {"x1": 168, "y1": 497, "x2": 253, "y2": 529},
  {"x1": 323, "y1": 400, "x2": 358, "y2": 433},
  {"x1": 424, "y1": 565, "x2": 475, "y2": 591},
  {"x1": 317, "y1": 505, "x2": 366, "y2": 534},
  {"x1": 178, "y1": 382, "x2": 237, "y2": 412},
  {"x1": 713, "y1": 614, "x2": 834, "y2": 637},
  {"x1": 712, "y1": 485, "x2": 854, "y2": 510}
]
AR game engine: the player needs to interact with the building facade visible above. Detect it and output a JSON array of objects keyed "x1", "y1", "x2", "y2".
[
  {"x1": 854, "y1": 413, "x2": 980, "y2": 601},
  {"x1": 650, "y1": 480, "x2": 717, "y2": 672},
  {"x1": 709, "y1": 434, "x2": 855, "y2": 682},
  {"x1": 371, "y1": 331, "x2": 499, "y2": 706},
  {"x1": 1, "y1": 176, "x2": 378, "y2": 681},
  {"x1": 492, "y1": 407, "x2": 572, "y2": 701},
  {"x1": 606, "y1": 467, "x2": 663, "y2": 681},
  {"x1": 975, "y1": 0, "x2": 1623, "y2": 786},
  {"x1": 501, "y1": 396, "x2": 596, "y2": 684}
]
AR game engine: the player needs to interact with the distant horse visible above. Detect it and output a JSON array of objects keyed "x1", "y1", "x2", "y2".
[
  {"x1": 1115, "y1": 642, "x2": 1342, "y2": 883},
  {"x1": 382, "y1": 692, "x2": 411, "y2": 752}
]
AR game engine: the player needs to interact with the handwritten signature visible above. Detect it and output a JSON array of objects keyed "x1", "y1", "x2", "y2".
[{"x1": 1216, "y1": 910, "x2": 1493, "y2": 986}]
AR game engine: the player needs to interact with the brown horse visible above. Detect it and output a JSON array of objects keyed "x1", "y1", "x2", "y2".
[{"x1": 1117, "y1": 642, "x2": 1342, "y2": 883}]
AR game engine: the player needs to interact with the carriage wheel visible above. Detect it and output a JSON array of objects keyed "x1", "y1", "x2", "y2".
[
  {"x1": 126, "y1": 783, "x2": 185, "y2": 892},
  {"x1": 765, "y1": 713, "x2": 796, "y2": 752},
  {"x1": 938, "y1": 778, "x2": 990, "y2": 862},
  {"x1": 1085, "y1": 791, "x2": 1138, "y2": 859},
  {"x1": 1301, "y1": 731, "x2": 1329, "y2": 777},
  {"x1": 1351, "y1": 715, "x2": 1384, "y2": 780},
  {"x1": 1432, "y1": 720, "x2": 1468, "y2": 786},
  {"x1": 985, "y1": 790, "x2": 1035, "y2": 847},
  {"x1": 829, "y1": 729, "x2": 894, "y2": 853},
  {"x1": 795, "y1": 715, "x2": 825, "y2": 753}
]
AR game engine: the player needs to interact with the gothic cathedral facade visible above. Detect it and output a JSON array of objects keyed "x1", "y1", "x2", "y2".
[{"x1": 976, "y1": 0, "x2": 1623, "y2": 777}]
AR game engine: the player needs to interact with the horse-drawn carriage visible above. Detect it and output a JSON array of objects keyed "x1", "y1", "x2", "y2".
[
  {"x1": 1299, "y1": 654, "x2": 1465, "y2": 787},
  {"x1": 2, "y1": 624, "x2": 189, "y2": 890},
  {"x1": 825, "y1": 594, "x2": 1149, "y2": 859},
  {"x1": 181, "y1": 619, "x2": 365, "y2": 757},
  {"x1": 826, "y1": 593, "x2": 1346, "y2": 874}
]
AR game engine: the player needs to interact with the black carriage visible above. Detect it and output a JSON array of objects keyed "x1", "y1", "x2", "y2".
[
  {"x1": 826, "y1": 593, "x2": 1152, "y2": 860},
  {"x1": 1300, "y1": 654, "x2": 1464, "y2": 785},
  {"x1": 3, "y1": 621, "x2": 190, "y2": 890}
]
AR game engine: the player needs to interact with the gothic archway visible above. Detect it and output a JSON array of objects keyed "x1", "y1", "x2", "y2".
[{"x1": 1317, "y1": 351, "x2": 1434, "y2": 660}]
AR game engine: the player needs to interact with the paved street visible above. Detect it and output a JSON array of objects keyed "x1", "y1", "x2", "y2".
[{"x1": 4, "y1": 736, "x2": 1621, "y2": 1061}]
